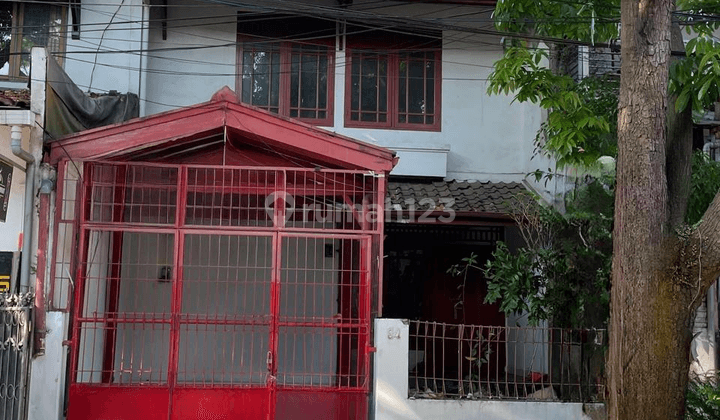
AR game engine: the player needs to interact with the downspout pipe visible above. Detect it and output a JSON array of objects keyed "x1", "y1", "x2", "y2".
[{"x1": 10, "y1": 125, "x2": 35, "y2": 293}]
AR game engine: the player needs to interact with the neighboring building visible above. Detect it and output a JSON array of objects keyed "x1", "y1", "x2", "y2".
[{"x1": 0, "y1": 1, "x2": 610, "y2": 420}]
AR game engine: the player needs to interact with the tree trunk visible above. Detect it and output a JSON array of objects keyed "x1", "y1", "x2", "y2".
[{"x1": 608, "y1": 0, "x2": 695, "y2": 418}]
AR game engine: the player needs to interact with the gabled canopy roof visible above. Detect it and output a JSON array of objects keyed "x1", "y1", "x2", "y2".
[{"x1": 48, "y1": 87, "x2": 397, "y2": 173}]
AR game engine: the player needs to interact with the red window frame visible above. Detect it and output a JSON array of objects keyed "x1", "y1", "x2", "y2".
[
  {"x1": 344, "y1": 46, "x2": 441, "y2": 131},
  {"x1": 236, "y1": 39, "x2": 335, "y2": 126}
]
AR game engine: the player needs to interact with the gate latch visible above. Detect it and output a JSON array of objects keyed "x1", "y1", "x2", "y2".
[{"x1": 266, "y1": 351, "x2": 274, "y2": 371}]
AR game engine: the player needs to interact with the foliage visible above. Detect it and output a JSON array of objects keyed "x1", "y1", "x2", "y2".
[
  {"x1": 488, "y1": 48, "x2": 618, "y2": 168},
  {"x1": 688, "y1": 150, "x2": 720, "y2": 225},
  {"x1": 481, "y1": 182, "x2": 613, "y2": 328},
  {"x1": 488, "y1": 0, "x2": 621, "y2": 169},
  {"x1": 469, "y1": 151, "x2": 720, "y2": 330},
  {"x1": 489, "y1": 0, "x2": 720, "y2": 167},
  {"x1": 670, "y1": 35, "x2": 720, "y2": 115},
  {"x1": 493, "y1": 0, "x2": 620, "y2": 42},
  {"x1": 685, "y1": 375, "x2": 720, "y2": 420}
]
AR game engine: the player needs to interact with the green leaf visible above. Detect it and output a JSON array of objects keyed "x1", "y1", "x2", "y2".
[
  {"x1": 676, "y1": 88, "x2": 691, "y2": 113},
  {"x1": 698, "y1": 78, "x2": 713, "y2": 102}
]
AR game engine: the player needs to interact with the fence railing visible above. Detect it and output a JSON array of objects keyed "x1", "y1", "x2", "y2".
[
  {"x1": 0, "y1": 293, "x2": 33, "y2": 420},
  {"x1": 407, "y1": 320, "x2": 606, "y2": 402}
]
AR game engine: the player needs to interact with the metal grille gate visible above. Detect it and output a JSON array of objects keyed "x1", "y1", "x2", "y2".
[
  {"x1": 67, "y1": 162, "x2": 379, "y2": 420},
  {"x1": 0, "y1": 293, "x2": 33, "y2": 420}
]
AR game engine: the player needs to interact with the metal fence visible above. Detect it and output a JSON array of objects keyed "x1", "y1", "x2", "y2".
[
  {"x1": 65, "y1": 161, "x2": 383, "y2": 419},
  {"x1": 408, "y1": 320, "x2": 606, "y2": 402},
  {"x1": 0, "y1": 293, "x2": 33, "y2": 420}
]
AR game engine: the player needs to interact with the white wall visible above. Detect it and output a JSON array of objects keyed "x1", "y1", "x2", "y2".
[
  {"x1": 143, "y1": 0, "x2": 238, "y2": 114},
  {"x1": 505, "y1": 312, "x2": 550, "y2": 377},
  {"x1": 64, "y1": 0, "x2": 145, "y2": 95},
  {"x1": 332, "y1": 33, "x2": 542, "y2": 183},
  {"x1": 0, "y1": 125, "x2": 29, "y2": 252},
  {"x1": 65, "y1": 0, "x2": 545, "y2": 185},
  {"x1": 373, "y1": 318, "x2": 605, "y2": 420}
]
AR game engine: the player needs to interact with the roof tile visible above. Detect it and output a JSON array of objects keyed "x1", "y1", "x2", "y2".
[{"x1": 387, "y1": 180, "x2": 527, "y2": 214}]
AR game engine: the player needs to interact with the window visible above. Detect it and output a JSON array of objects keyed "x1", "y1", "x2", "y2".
[
  {"x1": 236, "y1": 15, "x2": 335, "y2": 125},
  {"x1": 0, "y1": 2, "x2": 65, "y2": 80},
  {"x1": 345, "y1": 32, "x2": 441, "y2": 131}
]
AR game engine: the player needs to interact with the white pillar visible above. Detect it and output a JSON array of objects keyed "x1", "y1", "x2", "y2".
[
  {"x1": 373, "y1": 318, "x2": 415, "y2": 420},
  {"x1": 27, "y1": 312, "x2": 69, "y2": 420}
]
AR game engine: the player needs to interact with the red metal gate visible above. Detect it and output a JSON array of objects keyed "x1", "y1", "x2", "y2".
[{"x1": 66, "y1": 162, "x2": 379, "y2": 420}]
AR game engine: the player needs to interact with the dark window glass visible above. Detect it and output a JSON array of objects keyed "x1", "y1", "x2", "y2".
[
  {"x1": 237, "y1": 15, "x2": 334, "y2": 125},
  {"x1": 1, "y1": 2, "x2": 64, "y2": 80},
  {"x1": 241, "y1": 44, "x2": 280, "y2": 113},
  {"x1": 346, "y1": 46, "x2": 439, "y2": 130},
  {"x1": 397, "y1": 52, "x2": 437, "y2": 126},
  {"x1": 350, "y1": 53, "x2": 388, "y2": 124}
]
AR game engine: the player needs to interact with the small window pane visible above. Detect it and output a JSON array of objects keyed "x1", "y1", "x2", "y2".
[
  {"x1": 361, "y1": 112, "x2": 376, "y2": 122},
  {"x1": 408, "y1": 60, "x2": 425, "y2": 114},
  {"x1": 300, "y1": 54, "x2": 318, "y2": 109},
  {"x1": 0, "y1": 4, "x2": 12, "y2": 76},
  {"x1": 318, "y1": 56, "x2": 328, "y2": 109},
  {"x1": 350, "y1": 60, "x2": 360, "y2": 112},
  {"x1": 241, "y1": 43, "x2": 280, "y2": 113},
  {"x1": 289, "y1": 44, "x2": 330, "y2": 121},
  {"x1": 350, "y1": 53, "x2": 388, "y2": 122},
  {"x1": 1, "y1": 3, "x2": 64, "y2": 79},
  {"x1": 426, "y1": 65, "x2": 435, "y2": 114},
  {"x1": 378, "y1": 60, "x2": 388, "y2": 113},
  {"x1": 290, "y1": 54, "x2": 299, "y2": 109},
  {"x1": 360, "y1": 57, "x2": 379, "y2": 113},
  {"x1": 270, "y1": 57, "x2": 280, "y2": 110},
  {"x1": 398, "y1": 59, "x2": 407, "y2": 114},
  {"x1": 398, "y1": 52, "x2": 437, "y2": 126},
  {"x1": 21, "y1": 4, "x2": 59, "y2": 76}
]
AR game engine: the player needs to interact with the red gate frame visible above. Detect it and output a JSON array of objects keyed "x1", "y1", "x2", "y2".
[{"x1": 65, "y1": 161, "x2": 382, "y2": 420}]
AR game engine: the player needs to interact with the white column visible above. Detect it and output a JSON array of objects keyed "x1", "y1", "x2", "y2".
[{"x1": 373, "y1": 318, "x2": 416, "y2": 420}]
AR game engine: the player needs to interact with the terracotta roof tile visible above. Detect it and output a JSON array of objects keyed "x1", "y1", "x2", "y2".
[
  {"x1": 387, "y1": 180, "x2": 527, "y2": 214},
  {"x1": 0, "y1": 89, "x2": 30, "y2": 108}
]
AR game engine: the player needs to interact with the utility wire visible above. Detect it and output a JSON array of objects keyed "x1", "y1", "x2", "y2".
[{"x1": 87, "y1": 0, "x2": 126, "y2": 92}]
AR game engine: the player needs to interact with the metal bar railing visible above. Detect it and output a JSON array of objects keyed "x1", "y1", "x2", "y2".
[
  {"x1": 407, "y1": 320, "x2": 606, "y2": 402},
  {"x1": 0, "y1": 293, "x2": 34, "y2": 420}
]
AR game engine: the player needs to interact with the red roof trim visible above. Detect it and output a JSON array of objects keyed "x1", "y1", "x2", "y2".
[{"x1": 49, "y1": 87, "x2": 396, "y2": 172}]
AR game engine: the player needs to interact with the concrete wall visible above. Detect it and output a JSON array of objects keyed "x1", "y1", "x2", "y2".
[
  {"x1": 0, "y1": 125, "x2": 30, "y2": 252},
  {"x1": 64, "y1": 0, "x2": 145, "y2": 95},
  {"x1": 27, "y1": 312, "x2": 70, "y2": 420},
  {"x1": 373, "y1": 318, "x2": 606, "y2": 420}
]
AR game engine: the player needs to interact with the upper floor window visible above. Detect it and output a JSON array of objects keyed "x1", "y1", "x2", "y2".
[
  {"x1": 345, "y1": 31, "x2": 441, "y2": 131},
  {"x1": 236, "y1": 15, "x2": 335, "y2": 126},
  {"x1": 1, "y1": 2, "x2": 65, "y2": 81}
]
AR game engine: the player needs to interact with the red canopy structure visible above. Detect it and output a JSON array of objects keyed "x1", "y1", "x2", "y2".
[{"x1": 46, "y1": 87, "x2": 395, "y2": 420}]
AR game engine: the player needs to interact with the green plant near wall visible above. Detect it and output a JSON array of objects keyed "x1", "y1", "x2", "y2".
[
  {"x1": 483, "y1": 180, "x2": 613, "y2": 329},
  {"x1": 685, "y1": 375, "x2": 720, "y2": 420},
  {"x1": 470, "y1": 151, "x2": 720, "y2": 330}
]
